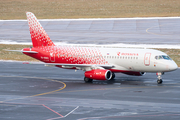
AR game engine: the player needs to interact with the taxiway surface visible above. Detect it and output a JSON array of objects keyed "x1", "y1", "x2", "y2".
[
  {"x1": 0, "y1": 18, "x2": 180, "y2": 45},
  {"x1": 0, "y1": 61, "x2": 180, "y2": 120}
]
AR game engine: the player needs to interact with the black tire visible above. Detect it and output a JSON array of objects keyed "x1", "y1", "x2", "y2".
[
  {"x1": 84, "y1": 77, "x2": 93, "y2": 83},
  {"x1": 157, "y1": 79, "x2": 163, "y2": 84}
]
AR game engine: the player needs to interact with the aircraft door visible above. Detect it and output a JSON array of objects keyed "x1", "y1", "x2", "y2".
[
  {"x1": 50, "y1": 52, "x2": 55, "y2": 62},
  {"x1": 144, "y1": 53, "x2": 151, "y2": 66}
]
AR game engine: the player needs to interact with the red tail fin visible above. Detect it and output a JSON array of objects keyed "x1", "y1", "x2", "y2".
[{"x1": 26, "y1": 12, "x2": 55, "y2": 47}]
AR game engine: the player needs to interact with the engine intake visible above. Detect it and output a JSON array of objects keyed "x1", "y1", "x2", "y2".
[{"x1": 85, "y1": 69, "x2": 112, "y2": 80}]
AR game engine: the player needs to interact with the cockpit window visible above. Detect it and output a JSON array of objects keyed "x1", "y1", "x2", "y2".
[
  {"x1": 155, "y1": 55, "x2": 172, "y2": 60},
  {"x1": 162, "y1": 55, "x2": 172, "y2": 60}
]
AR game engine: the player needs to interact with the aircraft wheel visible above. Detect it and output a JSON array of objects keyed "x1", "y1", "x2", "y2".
[
  {"x1": 157, "y1": 79, "x2": 163, "y2": 84},
  {"x1": 84, "y1": 77, "x2": 93, "y2": 83}
]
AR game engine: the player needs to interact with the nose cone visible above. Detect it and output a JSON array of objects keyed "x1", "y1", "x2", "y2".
[{"x1": 169, "y1": 61, "x2": 178, "y2": 71}]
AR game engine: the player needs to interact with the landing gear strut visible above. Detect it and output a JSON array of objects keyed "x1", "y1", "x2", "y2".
[
  {"x1": 111, "y1": 72, "x2": 115, "y2": 80},
  {"x1": 156, "y1": 72, "x2": 164, "y2": 84},
  {"x1": 84, "y1": 77, "x2": 93, "y2": 83}
]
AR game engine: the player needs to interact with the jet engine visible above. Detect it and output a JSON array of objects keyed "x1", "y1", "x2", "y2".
[{"x1": 84, "y1": 69, "x2": 112, "y2": 80}]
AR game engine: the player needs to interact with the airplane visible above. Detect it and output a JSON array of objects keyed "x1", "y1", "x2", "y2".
[{"x1": 10, "y1": 12, "x2": 178, "y2": 84}]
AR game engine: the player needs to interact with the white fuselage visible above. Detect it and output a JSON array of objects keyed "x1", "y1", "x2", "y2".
[
  {"x1": 31, "y1": 46, "x2": 177, "y2": 73},
  {"x1": 98, "y1": 47, "x2": 177, "y2": 72}
]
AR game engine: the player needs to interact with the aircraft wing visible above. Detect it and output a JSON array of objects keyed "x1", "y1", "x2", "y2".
[
  {"x1": 46, "y1": 63, "x2": 114, "y2": 69},
  {"x1": 23, "y1": 62, "x2": 114, "y2": 69}
]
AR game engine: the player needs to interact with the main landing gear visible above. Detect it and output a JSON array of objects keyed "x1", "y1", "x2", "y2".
[
  {"x1": 84, "y1": 77, "x2": 93, "y2": 83},
  {"x1": 111, "y1": 72, "x2": 115, "y2": 80},
  {"x1": 156, "y1": 72, "x2": 164, "y2": 84}
]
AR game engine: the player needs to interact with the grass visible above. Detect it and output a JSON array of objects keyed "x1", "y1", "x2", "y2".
[
  {"x1": 0, "y1": 44, "x2": 180, "y2": 66},
  {"x1": 0, "y1": 0, "x2": 180, "y2": 19},
  {"x1": 0, "y1": 1, "x2": 179, "y2": 66}
]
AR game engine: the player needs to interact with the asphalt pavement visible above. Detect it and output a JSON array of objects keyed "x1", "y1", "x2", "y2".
[
  {"x1": 0, "y1": 61, "x2": 180, "y2": 120},
  {"x1": 0, "y1": 17, "x2": 180, "y2": 45}
]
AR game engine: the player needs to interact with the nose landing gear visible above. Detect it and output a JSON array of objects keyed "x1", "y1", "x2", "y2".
[
  {"x1": 157, "y1": 79, "x2": 163, "y2": 84},
  {"x1": 156, "y1": 72, "x2": 164, "y2": 84}
]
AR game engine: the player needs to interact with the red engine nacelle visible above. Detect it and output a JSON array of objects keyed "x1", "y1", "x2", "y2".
[{"x1": 84, "y1": 69, "x2": 112, "y2": 80}]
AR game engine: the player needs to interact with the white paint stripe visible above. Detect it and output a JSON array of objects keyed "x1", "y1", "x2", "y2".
[
  {"x1": 64, "y1": 106, "x2": 79, "y2": 118},
  {"x1": 47, "y1": 106, "x2": 79, "y2": 120},
  {"x1": 0, "y1": 17, "x2": 180, "y2": 21},
  {"x1": 0, "y1": 41, "x2": 180, "y2": 49}
]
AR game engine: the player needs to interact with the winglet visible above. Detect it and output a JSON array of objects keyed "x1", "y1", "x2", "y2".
[{"x1": 26, "y1": 12, "x2": 55, "y2": 47}]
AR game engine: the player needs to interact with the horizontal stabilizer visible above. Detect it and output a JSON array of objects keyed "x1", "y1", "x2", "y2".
[
  {"x1": 22, "y1": 51, "x2": 38, "y2": 53},
  {"x1": 6, "y1": 50, "x2": 38, "y2": 53}
]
